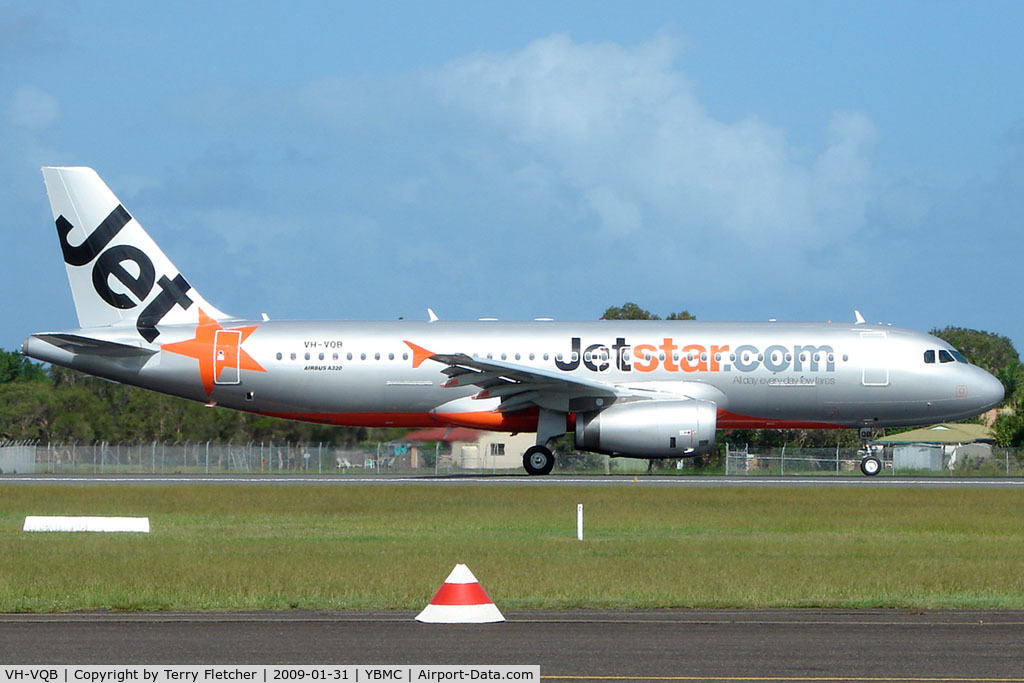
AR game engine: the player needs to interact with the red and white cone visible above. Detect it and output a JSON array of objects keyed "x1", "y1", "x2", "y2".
[{"x1": 415, "y1": 563, "x2": 505, "y2": 623}]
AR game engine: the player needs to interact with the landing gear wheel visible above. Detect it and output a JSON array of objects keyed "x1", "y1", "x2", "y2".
[
  {"x1": 523, "y1": 445, "x2": 555, "y2": 476},
  {"x1": 860, "y1": 456, "x2": 881, "y2": 476}
]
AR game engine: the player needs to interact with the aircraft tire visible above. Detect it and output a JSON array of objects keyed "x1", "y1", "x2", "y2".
[
  {"x1": 860, "y1": 456, "x2": 882, "y2": 476},
  {"x1": 523, "y1": 445, "x2": 555, "y2": 476}
]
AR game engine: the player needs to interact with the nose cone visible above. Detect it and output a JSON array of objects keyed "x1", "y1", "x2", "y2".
[{"x1": 974, "y1": 367, "x2": 1005, "y2": 412}]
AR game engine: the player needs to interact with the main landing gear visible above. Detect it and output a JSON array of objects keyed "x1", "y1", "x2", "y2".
[
  {"x1": 522, "y1": 408, "x2": 565, "y2": 476},
  {"x1": 858, "y1": 426, "x2": 881, "y2": 476},
  {"x1": 523, "y1": 445, "x2": 555, "y2": 476}
]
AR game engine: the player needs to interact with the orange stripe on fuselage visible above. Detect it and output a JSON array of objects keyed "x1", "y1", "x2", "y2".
[{"x1": 260, "y1": 407, "x2": 838, "y2": 433}]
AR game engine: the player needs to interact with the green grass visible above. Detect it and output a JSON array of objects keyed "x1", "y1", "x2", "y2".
[{"x1": 1, "y1": 484, "x2": 1023, "y2": 611}]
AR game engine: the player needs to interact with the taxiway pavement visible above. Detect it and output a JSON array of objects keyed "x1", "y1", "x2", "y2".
[{"x1": 1, "y1": 610, "x2": 1022, "y2": 680}]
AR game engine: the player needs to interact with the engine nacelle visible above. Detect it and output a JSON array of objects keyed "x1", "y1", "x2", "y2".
[{"x1": 575, "y1": 399, "x2": 717, "y2": 458}]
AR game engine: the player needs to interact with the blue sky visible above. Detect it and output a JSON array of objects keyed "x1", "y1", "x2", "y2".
[{"x1": 2, "y1": 1, "x2": 1023, "y2": 353}]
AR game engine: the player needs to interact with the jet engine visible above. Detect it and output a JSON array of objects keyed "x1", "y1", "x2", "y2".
[{"x1": 575, "y1": 399, "x2": 717, "y2": 458}]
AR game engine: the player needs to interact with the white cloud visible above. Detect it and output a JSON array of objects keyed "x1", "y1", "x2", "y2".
[
  {"x1": 431, "y1": 33, "x2": 878, "y2": 248},
  {"x1": 7, "y1": 85, "x2": 59, "y2": 128}
]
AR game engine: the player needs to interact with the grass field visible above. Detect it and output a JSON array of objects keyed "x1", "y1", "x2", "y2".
[{"x1": 1, "y1": 484, "x2": 1023, "y2": 612}]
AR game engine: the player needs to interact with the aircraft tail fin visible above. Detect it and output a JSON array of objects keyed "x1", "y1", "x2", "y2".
[{"x1": 41, "y1": 166, "x2": 229, "y2": 342}]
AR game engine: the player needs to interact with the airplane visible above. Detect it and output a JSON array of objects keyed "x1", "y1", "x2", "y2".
[{"x1": 21, "y1": 167, "x2": 1005, "y2": 476}]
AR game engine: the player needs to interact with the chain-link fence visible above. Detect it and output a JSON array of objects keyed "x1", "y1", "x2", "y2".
[
  {"x1": 0, "y1": 439, "x2": 546, "y2": 475},
  {"x1": 0, "y1": 440, "x2": 380, "y2": 475},
  {"x1": 723, "y1": 443, "x2": 1024, "y2": 476},
  {"x1": 2, "y1": 439, "x2": 1023, "y2": 476}
]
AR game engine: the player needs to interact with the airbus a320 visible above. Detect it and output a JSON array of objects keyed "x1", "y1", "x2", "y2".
[{"x1": 22, "y1": 167, "x2": 1005, "y2": 475}]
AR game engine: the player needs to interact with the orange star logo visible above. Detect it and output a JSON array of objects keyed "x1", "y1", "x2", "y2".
[{"x1": 161, "y1": 308, "x2": 266, "y2": 395}]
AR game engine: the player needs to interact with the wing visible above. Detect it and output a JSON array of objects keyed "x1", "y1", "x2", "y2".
[{"x1": 406, "y1": 341, "x2": 621, "y2": 413}]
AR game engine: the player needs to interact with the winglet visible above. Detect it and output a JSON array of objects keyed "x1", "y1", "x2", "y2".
[
  {"x1": 854, "y1": 310, "x2": 866, "y2": 324},
  {"x1": 404, "y1": 340, "x2": 436, "y2": 369},
  {"x1": 427, "y1": 308, "x2": 439, "y2": 323}
]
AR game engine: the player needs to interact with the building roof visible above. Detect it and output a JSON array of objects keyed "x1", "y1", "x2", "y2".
[
  {"x1": 873, "y1": 423, "x2": 995, "y2": 445},
  {"x1": 402, "y1": 427, "x2": 483, "y2": 443}
]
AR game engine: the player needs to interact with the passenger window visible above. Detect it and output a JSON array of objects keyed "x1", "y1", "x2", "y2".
[
  {"x1": 938, "y1": 350, "x2": 954, "y2": 363},
  {"x1": 924, "y1": 350, "x2": 935, "y2": 364},
  {"x1": 276, "y1": 352, "x2": 283, "y2": 361},
  {"x1": 290, "y1": 353, "x2": 297, "y2": 361}
]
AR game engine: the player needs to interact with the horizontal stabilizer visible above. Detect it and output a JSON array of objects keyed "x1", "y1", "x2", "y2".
[{"x1": 32, "y1": 333, "x2": 158, "y2": 357}]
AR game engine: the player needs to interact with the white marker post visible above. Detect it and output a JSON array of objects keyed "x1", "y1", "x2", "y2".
[{"x1": 577, "y1": 503, "x2": 583, "y2": 541}]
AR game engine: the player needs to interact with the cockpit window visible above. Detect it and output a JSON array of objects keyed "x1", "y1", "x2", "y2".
[
  {"x1": 950, "y1": 349, "x2": 968, "y2": 364},
  {"x1": 938, "y1": 350, "x2": 955, "y2": 363},
  {"x1": 924, "y1": 350, "x2": 935, "y2": 364}
]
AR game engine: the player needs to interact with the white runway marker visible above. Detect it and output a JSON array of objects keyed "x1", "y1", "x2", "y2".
[{"x1": 23, "y1": 516, "x2": 150, "y2": 533}]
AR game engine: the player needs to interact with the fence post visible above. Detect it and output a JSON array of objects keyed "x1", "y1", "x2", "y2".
[
  {"x1": 206, "y1": 440, "x2": 210, "y2": 474},
  {"x1": 781, "y1": 444, "x2": 786, "y2": 476},
  {"x1": 725, "y1": 442, "x2": 730, "y2": 475}
]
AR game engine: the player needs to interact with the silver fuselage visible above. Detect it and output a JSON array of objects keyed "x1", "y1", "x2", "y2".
[{"x1": 24, "y1": 319, "x2": 1006, "y2": 433}]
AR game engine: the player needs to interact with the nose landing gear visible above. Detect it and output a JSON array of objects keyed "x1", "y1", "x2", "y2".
[
  {"x1": 859, "y1": 427, "x2": 881, "y2": 476},
  {"x1": 859, "y1": 455, "x2": 882, "y2": 476}
]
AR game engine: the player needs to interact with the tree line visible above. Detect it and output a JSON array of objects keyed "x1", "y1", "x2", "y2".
[
  {"x1": 2, "y1": 304, "x2": 1021, "y2": 447},
  {"x1": 0, "y1": 352, "x2": 403, "y2": 446}
]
